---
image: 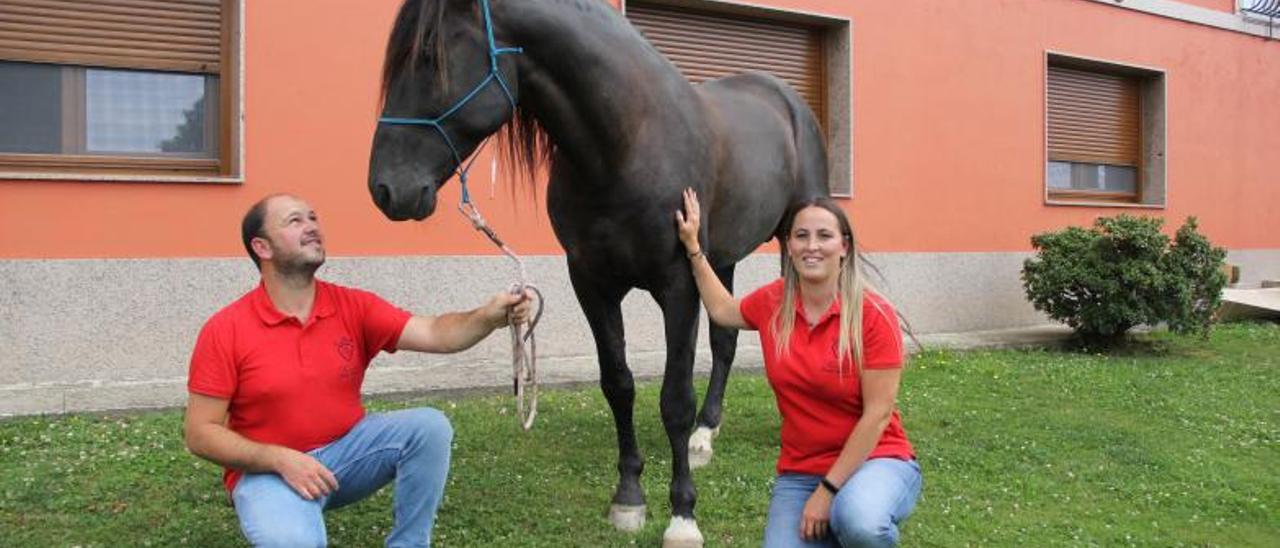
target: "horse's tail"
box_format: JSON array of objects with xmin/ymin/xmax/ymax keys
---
[{"xmin": 782, "ymin": 85, "xmax": 830, "ymax": 203}]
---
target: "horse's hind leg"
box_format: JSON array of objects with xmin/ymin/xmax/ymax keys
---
[
  {"xmin": 655, "ymin": 279, "xmax": 705, "ymax": 547},
  {"xmin": 691, "ymin": 263, "xmax": 737, "ymax": 469},
  {"xmin": 569, "ymin": 269, "xmax": 647, "ymax": 531}
]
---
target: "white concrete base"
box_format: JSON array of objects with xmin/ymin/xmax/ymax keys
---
[
  {"xmin": 688, "ymin": 425, "xmax": 720, "ymax": 469},
  {"xmin": 1219, "ymin": 288, "xmax": 1280, "ymax": 321},
  {"xmin": 3, "ymin": 249, "xmax": 1272, "ymax": 416},
  {"xmin": 662, "ymin": 516, "xmax": 704, "ymax": 548},
  {"xmin": 608, "ymin": 504, "xmax": 647, "ymax": 532}
]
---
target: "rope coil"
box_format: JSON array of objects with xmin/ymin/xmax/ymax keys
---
[{"xmin": 459, "ymin": 202, "xmax": 544, "ymax": 431}]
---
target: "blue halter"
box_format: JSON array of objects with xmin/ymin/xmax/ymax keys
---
[{"xmin": 378, "ymin": 0, "xmax": 522, "ymax": 204}]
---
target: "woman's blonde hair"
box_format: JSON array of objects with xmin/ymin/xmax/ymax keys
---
[{"xmin": 771, "ymin": 198, "xmax": 881, "ymax": 376}]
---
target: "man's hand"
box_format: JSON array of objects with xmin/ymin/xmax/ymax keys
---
[
  {"xmin": 270, "ymin": 446, "xmax": 339, "ymax": 500},
  {"xmin": 483, "ymin": 288, "xmax": 535, "ymax": 329},
  {"xmin": 800, "ymin": 486, "xmax": 833, "ymax": 541}
]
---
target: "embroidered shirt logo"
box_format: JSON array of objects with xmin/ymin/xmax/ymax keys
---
[
  {"xmin": 336, "ymin": 336, "xmax": 356, "ymax": 362},
  {"xmin": 821, "ymin": 339, "xmax": 848, "ymax": 374}
]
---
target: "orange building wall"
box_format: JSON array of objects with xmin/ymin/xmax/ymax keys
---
[{"xmin": 1, "ymin": 0, "xmax": 1276, "ymax": 258}]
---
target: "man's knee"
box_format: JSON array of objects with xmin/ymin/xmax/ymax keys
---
[
  {"xmin": 406, "ymin": 406, "xmax": 453, "ymax": 444},
  {"xmin": 243, "ymin": 520, "xmax": 327, "ymax": 548},
  {"xmin": 234, "ymin": 475, "xmax": 326, "ymax": 547}
]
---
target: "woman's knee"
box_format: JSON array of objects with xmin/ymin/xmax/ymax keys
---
[{"xmin": 829, "ymin": 497, "xmax": 897, "ymax": 548}]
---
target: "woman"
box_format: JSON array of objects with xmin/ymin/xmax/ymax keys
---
[{"xmin": 675, "ymin": 189, "xmax": 921, "ymax": 547}]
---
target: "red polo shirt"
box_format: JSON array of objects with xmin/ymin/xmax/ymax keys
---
[
  {"xmin": 188, "ymin": 280, "xmax": 412, "ymax": 492},
  {"xmin": 740, "ymin": 279, "xmax": 914, "ymax": 476}
]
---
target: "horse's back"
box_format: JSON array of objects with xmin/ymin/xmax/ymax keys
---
[{"xmin": 695, "ymin": 72, "xmax": 830, "ymax": 263}]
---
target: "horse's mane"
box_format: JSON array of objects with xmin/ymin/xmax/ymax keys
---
[{"xmin": 381, "ymin": 0, "xmax": 553, "ymax": 192}]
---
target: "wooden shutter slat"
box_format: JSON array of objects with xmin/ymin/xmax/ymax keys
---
[
  {"xmin": 0, "ymin": 7, "xmax": 219, "ymax": 34},
  {"xmin": 0, "ymin": 19, "xmax": 221, "ymax": 42},
  {"xmin": 0, "ymin": 43, "xmax": 220, "ymax": 73},
  {"xmin": 1049, "ymin": 137, "xmax": 1139, "ymax": 150},
  {"xmin": 1047, "ymin": 65, "xmax": 1139, "ymax": 167},
  {"xmin": 78, "ymin": 0, "xmax": 221, "ymax": 15},
  {"xmin": 656, "ymin": 44, "xmax": 817, "ymax": 66},
  {"xmin": 634, "ymin": 16, "xmax": 815, "ymax": 46},
  {"xmin": 662, "ymin": 54, "xmax": 817, "ymax": 78},
  {"xmin": 0, "ymin": 29, "xmax": 220, "ymax": 56},
  {"xmin": 7, "ymin": 1, "xmax": 221, "ymax": 23},
  {"xmin": 1050, "ymin": 130, "xmax": 1138, "ymax": 140},
  {"xmin": 629, "ymin": 7, "xmax": 814, "ymax": 38},
  {"xmin": 0, "ymin": 0, "xmax": 223, "ymax": 74},
  {"xmin": 628, "ymin": 2, "xmax": 825, "ymax": 126}
]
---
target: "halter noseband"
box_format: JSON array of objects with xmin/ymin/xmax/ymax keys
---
[{"xmin": 378, "ymin": 0, "xmax": 521, "ymax": 204}]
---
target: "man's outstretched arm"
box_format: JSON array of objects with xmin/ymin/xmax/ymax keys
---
[{"xmin": 395, "ymin": 290, "xmax": 533, "ymax": 353}]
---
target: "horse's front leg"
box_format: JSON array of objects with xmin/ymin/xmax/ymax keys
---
[
  {"xmin": 568, "ymin": 267, "xmax": 647, "ymax": 531},
  {"xmin": 654, "ymin": 275, "xmax": 705, "ymax": 548},
  {"xmin": 691, "ymin": 262, "xmax": 737, "ymax": 469}
]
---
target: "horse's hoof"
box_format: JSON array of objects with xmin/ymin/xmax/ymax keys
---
[
  {"xmin": 608, "ymin": 504, "xmax": 647, "ymax": 532},
  {"xmin": 688, "ymin": 425, "xmax": 719, "ymax": 469},
  {"xmin": 661, "ymin": 516, "xmax": 704, "ymax": 548}
]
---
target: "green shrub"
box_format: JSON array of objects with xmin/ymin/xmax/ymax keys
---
[{"xmin": 1021, "ymin": 214, "xmax": 1227, "ymax": 344}]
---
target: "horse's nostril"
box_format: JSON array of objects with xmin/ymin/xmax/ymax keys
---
[{"xmin": 374, "ymin": 183, "xmax": 392, "ymax": 210}]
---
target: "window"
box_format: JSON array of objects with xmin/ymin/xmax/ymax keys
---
[
  {"xmin": 1045, "ymin": 54, "xmax": 1165, "ymax": 206},
  {"xmin": 625, "ymin": 1, "xmax": 852, "ymax": 196},
  {"xmin": 0, "ymin": 0, "xmax": 238, "ymax": 179}
]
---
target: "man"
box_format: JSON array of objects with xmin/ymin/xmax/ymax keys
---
[{"xmin": 185, "ymin": 194, "xmax": 531, "ymax": 547}]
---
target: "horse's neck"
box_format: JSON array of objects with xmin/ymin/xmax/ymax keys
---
[{"xmin": 495, "ymin": 0, "xmax": 697, "ymax": 181}]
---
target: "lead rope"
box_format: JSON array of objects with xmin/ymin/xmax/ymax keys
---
[
  {"xmin": 458, "ymin": 195, "xmax": 544, "ymax": 431},
  {"xmin": 379, "ymin": 0, "xmax": 537, "ymax": 428}
]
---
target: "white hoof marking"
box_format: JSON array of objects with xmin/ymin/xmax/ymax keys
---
[
  {"xmin": 688, "ymin": 425, "xmax": 719, "ymax": 469},
  {"xmin": 661, "ymin": 516, "xmax": 704, "ymax": 548},
  {"xmin": 608, "ymin": 504, "xmax": 646, "ymax": 532}
]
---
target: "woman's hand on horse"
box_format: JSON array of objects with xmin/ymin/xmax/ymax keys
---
[{"xmin": 674, "ymin": 187, "xmax": 701, "ymax": 251}]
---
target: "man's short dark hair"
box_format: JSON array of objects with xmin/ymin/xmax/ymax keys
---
[{"xmin": 241, "ymin": 196, "xmax": 278, "ymax": 270}]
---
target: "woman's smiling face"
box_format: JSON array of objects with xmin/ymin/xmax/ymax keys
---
[{"xmin": 786, "ymin": 206, "xmax": 848, "ymax": 284}]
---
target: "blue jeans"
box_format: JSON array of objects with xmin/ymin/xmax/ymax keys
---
[
  {"xmin": 763, "ymin": 459, "xmax": 922, "ymax": 548},
  {"xmin": 231, "ymin": 407, "xmax": 453, "ymax": 548}
]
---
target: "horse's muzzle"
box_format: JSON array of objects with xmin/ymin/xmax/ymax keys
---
[{"xmin": 371, "ymin": 181, "xmax": 436, "ymax": 221}]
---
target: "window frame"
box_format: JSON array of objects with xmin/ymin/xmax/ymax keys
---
[
  {"xmin": 1043, "ymin": 51, "xmax": 1167, "ymax": 209},
  {"xmin": 0, "ymin": 0, "xmax": 242, "ymax": 183}
]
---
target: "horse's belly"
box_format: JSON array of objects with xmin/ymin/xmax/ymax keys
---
[{"xmin": 548, "ymin": 198, "xmax": 680, "ymax": 288}]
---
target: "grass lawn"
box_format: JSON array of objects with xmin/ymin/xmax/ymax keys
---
[{"xmin": 1, "ymin": 322, "xmax": 1277, "ymax": 547}]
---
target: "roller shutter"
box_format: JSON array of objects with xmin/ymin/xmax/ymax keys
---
[
  {"xmin": 0, "ymin": 0, "xmax": 225, "ymax": 74},
  {"xmin": 1047, "ymin": 65, "xmax": 1140, "ymax": 167},
  {"xmin": 627, "ymin": 1, "xmax": 825, "ymax": 125}
]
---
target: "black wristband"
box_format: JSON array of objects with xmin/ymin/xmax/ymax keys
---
[{"xmin": 820, "ymin": 478, "xmax": 840, "ymax": 495}]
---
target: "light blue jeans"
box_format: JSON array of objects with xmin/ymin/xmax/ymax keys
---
[
  {"xmin": 231, "ymin": 407, "xmax": 453, "ymax": 548},
  {"xmin": 763, "ymin": 458, "xmax": 922, "ymax": 548}
]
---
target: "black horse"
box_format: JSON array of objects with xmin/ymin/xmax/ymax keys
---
[{"xmin": 369, "ymin": 0, "xmax": 828, "ymax": 544}]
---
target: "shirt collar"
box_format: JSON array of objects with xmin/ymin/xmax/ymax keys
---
[
  {"xmin": 251, "ymin": 280, "xmax": 335, "ymax": 326},
  {"xmin": 793, "ymin": 289, "xmax": 842, "ymax": 327}
]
